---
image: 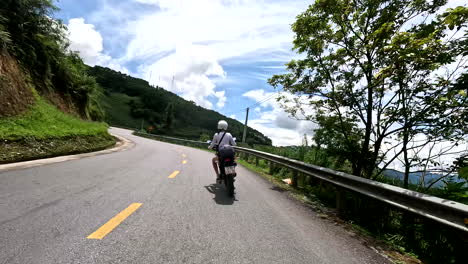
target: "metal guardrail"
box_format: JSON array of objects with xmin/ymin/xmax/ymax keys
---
[
  {"xmin": 135, "ymin": 131, "xmax": 468, "ymax": 233},
  {"xmin": 135, "ymin": 132, "xmax": 210, "ymax": 147}
]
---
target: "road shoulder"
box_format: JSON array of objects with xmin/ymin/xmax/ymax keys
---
[{"xmin": 0, "ymin": 133, "xmax": 134, "ymax": 173}]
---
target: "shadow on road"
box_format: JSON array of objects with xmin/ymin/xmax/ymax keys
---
[
  {"xmin": 204, "ymin": 184, "xmax": 236, "ymax": 205},
  {"xmin": 270, "ymin": 186, "xmax": 287, "ymax": 193}
]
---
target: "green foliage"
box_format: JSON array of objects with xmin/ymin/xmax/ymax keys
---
[
  {"xmin": 0, "ymin": 0, "xmax": 103, "ymax": 120},
  {"xmin": 441, "ymin": 6, "xmax": 468, "ymax": 30},
  {"xmin": 437, "ymin": 177, "xmax": 468, "ymax": 203},
  {"xmin": 164, "ymin": 102, "xmax": 175, "ymax": 129},
  {"xmin": 0, "ymin": 94, "xmax": 109, "ymax": 141},
  {"xmin": 199, "ymin": 133, "xmax": 211, "ymax": 142},
  {"xmin": 269, "ymin": 0, "xmax": 468, "ymax": 181},
  {"xmin": 89, "ymin": 66, "xmax": 272, "ymax": 145},
  {"xmin": 459, "ymin": 167, "xmax": 468, "ymax": 179},
  {"xmin": 0, "ymin": 15, "xmax": 11, "ymax": 48},
  {"xmin": 0, "ymin": 133, "xmax": 115, "ymax": 164},
  {"xmin": 250, "ymin": 144, "xmax": 351, "ymax": 173},
  {"xmin": 313, "ymin": 114, "xmax": 363, "ymax": 173},
  {"xmin": 101, "ymin": 92, "xmax": 144, "ymax": 128}
]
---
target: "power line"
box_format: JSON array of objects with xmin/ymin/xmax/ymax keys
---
[
  {"xmin": 224, "ymin": 88, "xmax": 283, "ymax": 117},
  {"xmin": 249, "ymin": 92, "xmax": 279, "ymax": 109}
]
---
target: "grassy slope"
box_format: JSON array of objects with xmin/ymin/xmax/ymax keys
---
[
  {"xmin": 100, "ymin": 92, "xmax": 143, "ymax": 129},
  {"xmin": 0, "ymin": 95, "xmax": 115, "ymax": 163},
  {"xmin": 0, "ymin": 96, "xmax": 109, "ymax": 140}
]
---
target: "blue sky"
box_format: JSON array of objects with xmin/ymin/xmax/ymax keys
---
[{"xmin": 53, "ymin": 0, "xmax": 315, "ymax": 145}]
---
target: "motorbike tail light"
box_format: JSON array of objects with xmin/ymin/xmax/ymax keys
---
[{"xmin": 224, "ymin": 158, "xmax": 231, "ymax": 162}]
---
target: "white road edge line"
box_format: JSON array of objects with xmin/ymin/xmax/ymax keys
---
[{"xmin": 0, "ymin": 133, "xmax": 134, "ymax": 173}]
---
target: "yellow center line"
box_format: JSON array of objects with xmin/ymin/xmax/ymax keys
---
[
  {"xmin": 182, "ymin": 160, "xmax": 187, "ymax": 164},
  {"xmin": 87, "ymin": 203, "xmax": 142, "ymax": 240},
  {"xmin": 168, "ymin": 170, "xmax": 180, "ymax": 178}
]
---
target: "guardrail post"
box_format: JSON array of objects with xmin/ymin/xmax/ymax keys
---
[
  {"xmin": 269, "ymin": 161, "xmax": 275, "ymax": 175},
  {"xmin": 255, "ymin": 156, "xmax": 259, "ymax": 166},
  {"xmin": 298, "ymin": 173, "xmax": 304, "ymax": 187},
  {"xmin": 245, "ymin": 153, "xmax": 250, "ymax": 162},
  {"xmin": 402, "ymin": 211, "xmax": 416, "ymax": 246},
  {"xmin": 336, "ymin": 187, "xmax": 346, "ymax": 218},
  {"xmin": 292, "ymin": 170, "xmax": 298, "ymax": 188}
]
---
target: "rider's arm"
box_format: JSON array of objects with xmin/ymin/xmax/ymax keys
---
[
  {"xmin": 208, "ymin": 133, "xmax": 218, "ymax": 149},
  {"xmin": 229, "ymin": 134, "xmax": 236, "ymax": 146}
]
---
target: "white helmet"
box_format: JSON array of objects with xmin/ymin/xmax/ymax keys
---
[{"xmin": 217, "ymin": 120, "xmax": 228, "ymax": 130}]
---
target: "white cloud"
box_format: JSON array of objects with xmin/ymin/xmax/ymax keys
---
[
  {"xmin": 243, "ymin": 89, "xmax": 318, "ymax": 146},
  {"xmin": 67, "ymin": 18, "xmax": 103, "ymax": 65},
  {"xmin": 123, "ymin": 0, "xmax": 305, "ymax": 62},
  {"xmin": 66, "ymin": 18, "xmax": 128, "ymax": 73},
  {"xmin": 139, "ymin": 43, "xmax": 226, "ymax": 109},
  {"xmin": 214, "ymin": 91, "xmax": 227, "ymax": 108},
  {"xmin": 83, "ymin": 0, "xmax": 308, "ymax": 108}
]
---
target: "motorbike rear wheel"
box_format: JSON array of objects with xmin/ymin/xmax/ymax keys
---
[{"xmin": 225, "ymin": 173, "xmax": 235, "ymax": 197}]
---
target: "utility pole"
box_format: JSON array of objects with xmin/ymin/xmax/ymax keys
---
[{"xmin": 242, "ymin": 107, "xmax": 249, "ymax": 143}]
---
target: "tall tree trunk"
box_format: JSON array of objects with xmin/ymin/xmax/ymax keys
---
[
  {"xmin": 358, "ymin": 71, "xmax": 374, "ymax": 178},
  {"xmin": 398, "ymin": 64, "xmax": 410, "ymax": 189},
  {"xmin": 369, "ymin": 136, "xmax": 384, "ymax": 179},
  {"xmin": 403, "ymin": 128, "xmax": 410, "ymax": 188}
]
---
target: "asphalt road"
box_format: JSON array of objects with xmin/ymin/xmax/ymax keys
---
[{"xmin": 0, "ymin": 128, "xmax": 390, "ymax": 264}]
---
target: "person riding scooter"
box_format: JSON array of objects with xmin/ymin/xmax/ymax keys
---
[{"xmin": 208, "ymin": 120, "xmax": 236, "ymax": 181}]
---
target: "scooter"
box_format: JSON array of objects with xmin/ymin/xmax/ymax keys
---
[{"xmin": 217, "ymin": 145, "xmax": 237, "ymax": 197}]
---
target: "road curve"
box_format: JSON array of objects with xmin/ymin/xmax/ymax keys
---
[{"xmin": 0, "ymin": 128, "xmax": 389, "ymax": 264}]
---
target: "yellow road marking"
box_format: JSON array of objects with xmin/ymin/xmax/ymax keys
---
[
  {"xmin": 87, "ymin": 203, "xmax": 142, "ymax": 240},
  {"xmin": 182, "ymin": 154, "xmax": 186, "ymax": 158},
  {"xmin": 168, "ymin": 170, "xmax": 180, "ymax": 178},
  {"xmin": 182, "ymin": 160, "xmax": 187, "ymax": 164}
]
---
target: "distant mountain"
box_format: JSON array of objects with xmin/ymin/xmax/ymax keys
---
[
  {"xmin": 383, "ymin": 169, "xmax": 464, "ymax": 188},
  {"xmin": 89, "ymin": 66, "xmax": 272, "ymax": 145}
]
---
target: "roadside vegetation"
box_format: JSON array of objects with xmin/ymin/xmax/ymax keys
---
[
  {"xmin": 0, "ymin": 90, "xmax": 114, "ymax": 164},
  {"xmin": 249, "ymin": 139, "xmax": 468, "ymax": 204},
  {"xmin": 269, "ymin": 0, "xmax": 468, "ymax": 187},
  {"xmin": 0, "ymin": 95, "xmax": 109, "ymax": 141},
  {"xmin": 0, "ymin": 0, "xmax": 115, "ymax": 163},
  {"xmin": 236, "ymin": 152, "xmax": 467, "ymax": 264},
  {"xmin": 257, "ymin": 1, "xmax": 468, "ymax": 262}
]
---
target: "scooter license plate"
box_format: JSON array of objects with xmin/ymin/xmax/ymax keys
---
[{"xmin": 225, "ymin": 166, "xmax": 236, "ymax": 175}]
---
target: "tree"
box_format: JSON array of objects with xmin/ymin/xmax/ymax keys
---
[
  {"xmin": 164, "ymin": 102, "xmax": 175, "ymax": 129},
  {"xmin": 0, "ymin": 15, "xmax": 11, "ymax": 49},
  {"xmin": 0, "ymin": 0, "xmax": 104, "ymax": 120},
  {"xmin": 269, "ymin": 0, "xmax": 468, "ymax": 183},
  {"xmin": 199, "ymin": 133, "xmax": 211, "ymax": 142},
  {"xmin": 313, "ymin": 113, "xmax": 363, "ymax": 173}
]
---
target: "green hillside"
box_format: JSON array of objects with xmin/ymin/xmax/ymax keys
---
[
  {"xmin": 0, "ymin": 0, "xmax": 115, "ymax": 163},
  {"xmin": 101, "ymin": 92, "xmax": 143, "ymax": 128},
  {"xmin": 89, "ymin": 66, "xmax": 272, "ymax": 145}
]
